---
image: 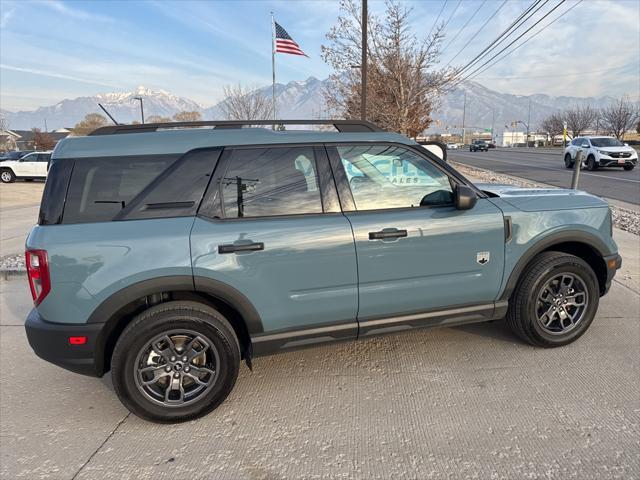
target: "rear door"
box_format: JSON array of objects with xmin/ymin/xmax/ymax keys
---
[
  {"xmin": 34, "ymin": 154, "xmax": 50, "ymax": 177},
  {"xmin": 328, "ymin": 143, "xmax": 506, "ymax": 335},
  {"xmin": 191, "ymin": 145, "xmax": 358, "ymax": 352}
]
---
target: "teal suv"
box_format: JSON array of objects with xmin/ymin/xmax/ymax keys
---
[{"xmin": 25, "ymin": 120, "xmax": 621, "ymax": 422}]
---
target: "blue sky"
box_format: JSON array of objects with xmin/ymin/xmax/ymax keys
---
[{"xmin": 1, "ymin": 0, "xmax": 639, "ymax": 111}]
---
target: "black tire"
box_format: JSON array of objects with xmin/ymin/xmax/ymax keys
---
[
  {"xmin": 586, "ymin": 155, "xmax": 598, "ymax": 171},
  {"xmin": 505, "ymin": 251, "xmax": 599, "ymax": 348},
  {"xmin": 112, "ymin": 301, "xmax": 240, "ymax": 423},
  {"xmin": 623, "ymin": 164, "xmax": 635, "ymax": 171},
  {"xmin": 564, "ymin": 153, "xmax": 574, "ymax": 169},
  {"xmin": 0, "ymin": 169, "xmax": 16, "ymax": 183},
  {"xmin": 24, "ymin": 178, "xmax": 34, "ymax": 182}
]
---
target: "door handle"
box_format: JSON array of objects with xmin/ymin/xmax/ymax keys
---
[
  {"xmin": 218, "ymin": 242, "xmax": 264, "ymax": 254},
  {"xmin": 368, "ymin": 229, "xmax": 408, "ymax": 240}
]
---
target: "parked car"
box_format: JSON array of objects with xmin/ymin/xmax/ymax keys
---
[
  {"xmin": 25, "ymin": 120, "xmax": 621, "ymax": 422},
  {"xmin": 0, "ymin": 150, "xmax": 32, "ymax": 161},
  {"xmin": 470, "ymin": 140, "xmax": 489, "ymax": 152},
  {"xmin": 0, "ymin": 151, "xmax": 52, "ymax": 183},
  {"xmin": 564, "ymin": 136, "xmax": 637, "ymax": 171},
  {"xmin": 446, "ymin": 142, "xmax": 458, "ymax": 150}
]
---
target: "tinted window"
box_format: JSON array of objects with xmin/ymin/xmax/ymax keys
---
[
  {"xmin": 571, "ymin": 138, "xmax": 581, "ymax": 146},
  {"xmin": 37, "ymin": 154, "xmax": 51, "ymax": 162},
  {"xmin": 338, "ymin": 145, "xmax": 454, "ymax": 210},
  {"xmin": 590, "ymin": 137, "xmax": 624, "ymax": 147},
  {"xmin": 63, "ymin": 154, "xmax": 180, "ymax": 224},
  {"xmin": 220, "ymin": 147, "xmax": 323, "ymax": 218}
]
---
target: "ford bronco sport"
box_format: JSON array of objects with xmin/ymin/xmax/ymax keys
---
[{"xmin": 25, "ymin": 120, "xmax": 621, "ymax": 422}]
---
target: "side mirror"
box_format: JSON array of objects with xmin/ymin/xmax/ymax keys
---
[
  {"xmin": 624, "ymin": 143, "xmax": 629, "ymax": 147},
  {"xmin": 418, "ymin": 141, "xmax": 447, "ymax": 162},
  {"xmin": 455, "ymin": 185, "xmax": 477, "ymax": 210},
  {"xmin": 581, "ymin": 143, "xmax": 589, "ymax": 148}
]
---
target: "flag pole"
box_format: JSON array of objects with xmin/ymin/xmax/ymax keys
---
[{"xmin": 271, "ymin": 12, "xmax": 276, "ymax": 125}]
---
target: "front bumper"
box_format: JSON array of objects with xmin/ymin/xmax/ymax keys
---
[
  {"xmin": 25, "ymin": 309, "xmax": 104, "ymax": 377},
  {"xmin": 598, "ymin": 157, "xmax": 637, "ymax": 167},
  {"xmin": 602, "ymin": 253, "xmax": 622, "ymax": 295}
]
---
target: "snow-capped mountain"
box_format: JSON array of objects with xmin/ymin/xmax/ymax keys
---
[
  {"xmin": 432, "ymin": 82, "xmax": 616, "ymax": 134},
  {"xmin": 2, "ymin": 79, "xmax": 619, "ymax": 132},
  {"xmin": 3, "ymin": 86, "xmax": 204, "ymax": 130}
]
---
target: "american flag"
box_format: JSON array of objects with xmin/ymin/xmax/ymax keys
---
[{"xmin": 274, "ymin": 21, "xmax": 308, "ymax": 57}]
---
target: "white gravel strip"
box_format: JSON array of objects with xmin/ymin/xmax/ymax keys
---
[{"xmin": 452, "ymin": 161, "xmax": 640, "ymax": 236}]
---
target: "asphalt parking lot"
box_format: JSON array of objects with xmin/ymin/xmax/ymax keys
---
[
  {"xmin": 0, "ymin": 182, "xmax": 639, "ymax": 479},
  {"xmin": 449, "ymin": 149, "xmax": 640, "ymax": 206}
]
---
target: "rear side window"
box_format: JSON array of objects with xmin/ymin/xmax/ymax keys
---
[
  {"xmin": 62, "ymin": 151, "xmax": 218, "ymax": 224},
  {"xmin": 219, "ymin": 147, "xmax": 323, "ymax": 218}
]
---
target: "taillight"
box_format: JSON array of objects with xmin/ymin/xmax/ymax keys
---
[{"xmin": 25, "ymin": 249, "xmax": 51, "ymax": 306}]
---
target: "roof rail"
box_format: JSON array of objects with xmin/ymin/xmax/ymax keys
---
[{"xmin": 88, "ymin": 120, "xmax": 384, "ymax": 136}]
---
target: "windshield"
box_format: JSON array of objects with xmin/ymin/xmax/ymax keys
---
[
  {"xmin": 590, "ymin": 137, "xmax": 624, "ymax": 147},
  {"xmin": 1, "ymin": 151, "xmax": 27, "ymax": 160}
]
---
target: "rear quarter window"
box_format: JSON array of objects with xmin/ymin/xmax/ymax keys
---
[{"xmin": 61, "ymin": 150, "xmax": 219, "ymax": 224}]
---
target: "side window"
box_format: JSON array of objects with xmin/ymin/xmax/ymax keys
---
[
  {"xmin": 220, "ymin": 147, "xmax": 323, "ymax": 218},
  {"xmin": 63, "ymin": 154, "xmax": 181, "ymax": 224},
  {"xmin": 337, "ymin": 145, "xmax": 454, "ymax": 211}
]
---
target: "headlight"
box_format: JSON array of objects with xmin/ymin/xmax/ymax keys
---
[{"xmin": 598, "ymin": 150, "xmax": 610, "ymax": 156}]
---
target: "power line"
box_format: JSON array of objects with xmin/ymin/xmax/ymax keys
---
[
  {"xmin": 441, "ymin": 0, "xmax": 463, "ymax": 32},
  {"xmin": 426, "ymin": 0, "xmax": 448, "ymax": 40},
  {"xmin": 445, "ymin": 0, "xmax": 507, "ymax": 67},
  {"xmin": 468, "ymin": 0, "xmax": 584, "ymax": 81},
  {"xmin": 455, "ymin": 0, "xmax": 546, "ymax": 78},
  {"xmin": 476, "ymin": 62, "xmax": 634, "ymax": 80},
  {"xmin": 441, "ymin": 0, "xmax": 487, "ymax": 56},
  {"xmin": 451, "ymin": 0, "xmax": 568, "ymax": 89}
]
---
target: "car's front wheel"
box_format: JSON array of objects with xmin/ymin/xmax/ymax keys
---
[
  {"xmin": 586, "ymin": 155, "xmax": 598, "ymax": 171},
  {"xmin": 564, "ymin": 153, "xmax": 574, "ymax": 169},
  {"xmin": 623, "ymin": 164, "xmax": 635, "ymax": 171},
  {"xmin": 0, "ymin": 169, "xmax": 16, "ymax": 183},
  {"xmin": 112, "ymin": 301, "xmax": 240, "ymax": 423},
  {"xmin": 506, "ymin": 251, "xmax": 599, "ymax": 348}
]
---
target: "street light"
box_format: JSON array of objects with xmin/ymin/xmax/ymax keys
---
[
  {"xmin": 516, "ymin": 120, "xmax": 530, "ymax": 148},
  {"xmin": 132, "ymin": 96, "xmax": 145, "ymax": 124}
]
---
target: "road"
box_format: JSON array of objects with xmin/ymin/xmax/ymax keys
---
[{"xmin": 449, "ymin": 149, "xmax": 640, "ymax": 206}]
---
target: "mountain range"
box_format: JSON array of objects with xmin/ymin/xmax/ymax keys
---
[{"xmin": 1, "ymin": 78, "xmax": 616, "ymax": 133}]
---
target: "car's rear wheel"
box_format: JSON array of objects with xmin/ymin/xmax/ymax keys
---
[
  {"xmin": 623, "ymin": 164, "xmax": 635, "ymax": 171},
  {"xmin": 564, "ymin": 154, "xmax": 574, "ymax": 169},
  {"xmin": 112, "ymin": 301, "xmax": 240, "ymax": 423},
  {"xmin": 506, "ymin": 251, "xmax": 599, "ymax": 348},
  {"xmin": 586, "ymin": 155, "xmax": 598, "ymax": 171},
  {"xmin": 0, "ymin": 169, "xmax": 16, "ymax": 183}
]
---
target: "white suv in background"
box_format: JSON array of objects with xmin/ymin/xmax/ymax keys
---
[
  {"xmin": 0, "ymin": 151, "xmax": 52, "ymax": 183},
  {"xmin": 564, "ymin": 136, "xmax": 637, "ymax": 171}
]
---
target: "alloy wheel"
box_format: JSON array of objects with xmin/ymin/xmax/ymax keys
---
[
  {"xmin": 134, "ymin": 329, "xmax": 220, "ymax": 407},
  {"xmin": 535, "ymin": 273, "xmax": 589, "ymax": 335}
]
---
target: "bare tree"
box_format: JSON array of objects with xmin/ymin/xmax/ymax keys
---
[
  {"xmin": 540, "ymin": 113, "xmax": 565, "ymax": 142},
  {"xmin": 173, "ymin": 111, "xmax": 202, "ymax": 122},
  {"xmin": 0, "ymin": 115, "xmax": 17, "ymax": 151},
  {"xmin": 564, "ymin": 105, "xmax": 597, "ymax": 138},
  {"xmin": 220, "ymin": 84, "xmax": 273, "ymax": 120},
  {"xmin": 599, "ymin": 96, "xmax": 639, "ymax": 140},
  {"xmin": 321, "ymin": 0, "xmax": 456, "ymax": 137},
  {"xmin": 32, "ymin": 128, "xmax": 57, "ymax": 150},
  {"xmin": 72, "ymin": 113, "xmax": 108, "ymax": 136},
  {"xmin": 146, "ymin": 115, "xmax": 172, "ymax": 123}
]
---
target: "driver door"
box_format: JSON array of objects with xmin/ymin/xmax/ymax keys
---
[{"xmin": 327, "ymin": 144, "xmax": 505, "ymax": 333}]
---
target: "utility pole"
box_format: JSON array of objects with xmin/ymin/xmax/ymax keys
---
[
  {"xmin": 44, "ymin": 119, "xmax": 48, "ymax": 133},
  {"xmin": 526, "ymin": 97, "xmax": 531, "ymax": 148},
  {"xmin": 360, "ymin": 0, "xmax": 368, "ymax": 121},
  {"xmin": 491, "ymin": 109, "xmax": 495, "ymax": 142},
  {"xmin": 133, "ymin": 96, "xmax": 145, "ymax": 124},
  {"xmin": 461, "ymin": 90, "xmax": 467, "ymax": 145}
]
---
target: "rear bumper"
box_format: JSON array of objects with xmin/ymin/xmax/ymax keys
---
[
  {"xmin": 25, "ymin": 309, "xmax": 104, "ymax": 377},
  {"xmin": 602, "ymin": 253, "xmax": 622, "ymax": 294}
]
